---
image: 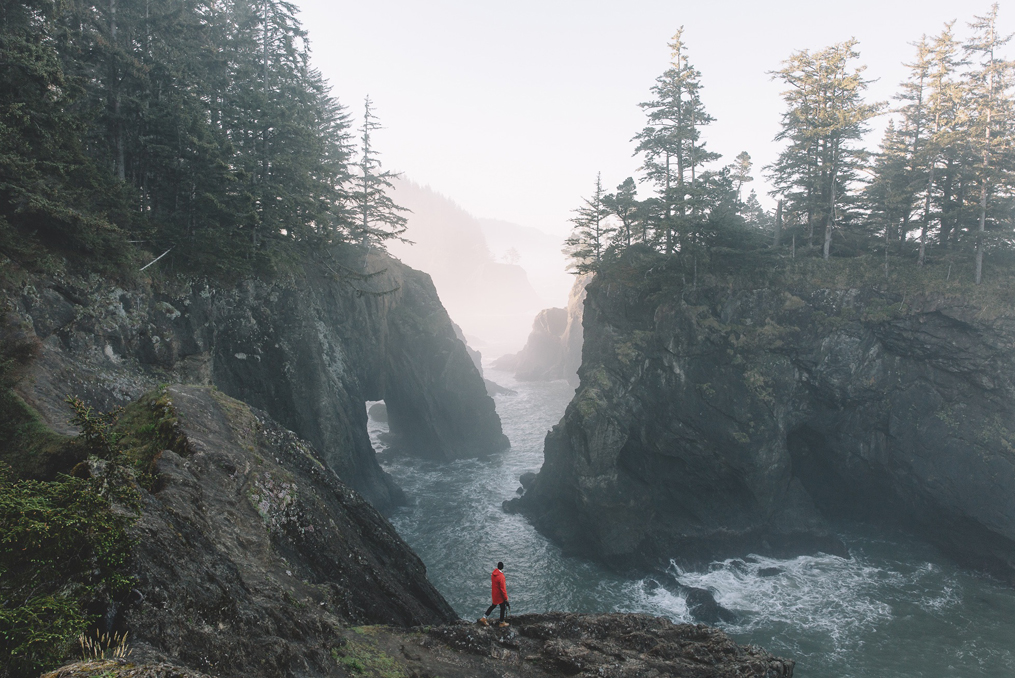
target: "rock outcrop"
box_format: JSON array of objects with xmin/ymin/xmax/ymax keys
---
[
  {"xmin": 494, "ymin": 274, "xmax": 589, "ymax": 385},
  {"xmin": 513, "ymin": 247, "xmax": 1015, "ymax": 581},
  {"xmin": 115, "ymin": 385, "xmax": 457, "ymax": 676},
  {"xmin": 7, "ymin": 249, "xmax": 507, "ymax": 511},
  {"xmin": 50, "ymin": 612, "xmax": 794, "ymax": 678}
]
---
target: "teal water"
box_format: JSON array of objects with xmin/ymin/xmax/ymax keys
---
[{"xmin": 373, "ymin": 367, "xmax": 1015, "ymax": 678}]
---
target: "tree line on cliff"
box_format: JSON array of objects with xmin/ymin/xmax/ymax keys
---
[
  {"xmin": 566, "ymin": 5, "xmax": 1014, "ymax": 285},
  {"xmin": 0, "ymin": 0, "xmax": 407, "ymax": 279}
]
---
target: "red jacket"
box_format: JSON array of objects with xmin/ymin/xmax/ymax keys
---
[{"xmin": 491, "ymin": 568, "xmax": 508, "ymax": 605}]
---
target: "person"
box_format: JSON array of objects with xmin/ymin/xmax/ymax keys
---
[{"xmin": 479, "ymin": 561, "xmax": 510, "ymax": 627}]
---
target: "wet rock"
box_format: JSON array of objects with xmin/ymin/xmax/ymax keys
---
[
  {"xmin": 758, "ymin": 567, "xmax": 783, "ymax": 577},
  {"xmin": 519, "ymin": 471, "xmax": 537, "ymax": 489},
  {"xmin": 684, "ymin": 587, "xmax": 738, "ymax": 625}
]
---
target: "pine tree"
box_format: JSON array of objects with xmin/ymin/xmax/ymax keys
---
[
  {"xmin": 633, "ymin": 28, "xmax": 720, "ymax": 254},
  {"xmin": 964, "ymin": 3, "xmax": 1014, "ymax": 283},
  {"xmin": 563, "ymin": 173, "xmax": 615, "ymax": 273},
  {"xmin": 742, "ymin": 190, "xmax": 770, "ymax": 230},
  {"xmin": 350, "ymin": 96, "xmax": 408, "ymax": 248},
  {"xmin": 602, "ymin": 177, "xmax": 639, "ymax": 247},
  {"xmin": 767, "ymin": 39, "xmax": 884, "ymax": 259},
  {"xmin": 730, "ymin": 151, "xmax": 754, "ymax": 204},
  {"xmin": 866, "ymin": 121, "xmax": 915, "ymax": 260}
]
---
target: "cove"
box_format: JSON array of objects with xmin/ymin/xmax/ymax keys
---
[{"xmin": 376, "ymin": 367, "xmax": 1015, "ymax": 678}]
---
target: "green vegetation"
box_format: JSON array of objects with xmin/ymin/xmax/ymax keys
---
[
  {"xmin": 566, "ymin": 7, "xmax": 1015, "ymax": 288},
  {"xmin": 0, "ymin": 0, "xmax": 406, "ymax": 281},
  {"xmin": 0, "ymin": 467, "xmax": 135, "ymax": 678},
  {"xmin": 0, "ymin": 319, "xmax": 181, "ymax": 677},
  {"xmin": 332, "ymin": 639, "xmax": 407, "ymax": 678}
]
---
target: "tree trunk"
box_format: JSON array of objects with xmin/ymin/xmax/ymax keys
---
[
  {"xmin": 773, "ymin": 199, "xmax": 783, "ymax": 248},
  {"xmin": 919, "ymin": 162, "xmax": 936, "ymax": 266},
  {"xmin": 976, "ymin": 183, "xmax": 986, "ymax": 285}
]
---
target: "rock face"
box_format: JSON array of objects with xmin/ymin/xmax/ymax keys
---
[
  {"xmin": 514, "ymin": 247, "xmax": 1015, "ymax": 580},
  {"xmin": 7, "ymin": 250, "xmax": 507, "ymax": 511},
  {"xmin": 494, "ymin": 274, "xmax": 589, "ymax": 386},
  {"xmin": 118, "ymin": 385, "xmax": 456, "ymax": 677}
]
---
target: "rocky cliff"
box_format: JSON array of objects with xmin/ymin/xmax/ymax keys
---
[
  {"xmin": 494, "ymin": 274, "xmax": 589, "ymax": 386},
  {"xmin": 6, "ymin": 249, "xmax": 507, "ymax": 511},
  {"xmin": 513, "ymin": 247, "xmax": 1015, "ymax": 581},
  {"xmin": 109, "ymin": 385, "xmax": 456, "ymax": 676}
]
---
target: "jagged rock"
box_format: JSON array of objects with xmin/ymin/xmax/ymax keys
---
[
  {"xmin": 519, "ymin": 471, "xmax": 537, "ymax": 489},
  {"xmin": 684, "ymin": 587, "xmax": 738, "ymax": 625},
  {"xmin": 516, "ymin": 247, "xmax": 1015, "ymax": 581},
  {"xmin": 7, "ymin": 249, "xmax": 508, "ymax": 511},
  {"xmin": 117, "ymin": 386, "xmax": 456, "ymax": 677}
]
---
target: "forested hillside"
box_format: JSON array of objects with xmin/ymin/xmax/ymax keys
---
[
  {"xmin": 565, "ymin": 7, "xmax": 1015, "ymax": 286},
  {"xmin": 0, "ymin": 0, "xmax": 402, "ymax": 279}
]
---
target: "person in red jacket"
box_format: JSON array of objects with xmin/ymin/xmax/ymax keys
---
[{"xmin": 479, "ymin": 562, "xmax": 510, "ymax": 627}]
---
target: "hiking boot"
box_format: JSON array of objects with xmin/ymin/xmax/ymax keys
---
[
  {"xmin": 478, "ymin": 617, "xmax": 488, "ymax": 626},
  {"xmin": 498, "ymin": 621, "xmax": 510, "ymax": 627}
]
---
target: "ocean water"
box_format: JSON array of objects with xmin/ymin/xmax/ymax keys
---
[{"xmin": 373, "ymin": 367, "xmax": 1015, "ymax": 678}]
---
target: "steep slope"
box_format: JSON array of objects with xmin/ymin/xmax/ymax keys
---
[
  {"xmin": 8, "ymin": 249, "xmax": 507, "ymax": 512},
  {"xmin": 513, "ymin": 247, "xmax": 1015, "ymax": 580},
  {"xmin": 114, "ymin": 385, "xmax": 456, "ymax": 676}
]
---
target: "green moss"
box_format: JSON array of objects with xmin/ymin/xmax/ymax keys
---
[
  {"xmin": 332, "ymin": 638, "xmax": 407, "ymax": 678},
  {"xmin": 112, "ymin": 388, "xmax": 189, "ymax": 488}
]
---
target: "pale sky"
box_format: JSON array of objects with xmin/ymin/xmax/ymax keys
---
[{"xmin": 296, "ymin": 0, "xmax": 1012, "ymax": 237}]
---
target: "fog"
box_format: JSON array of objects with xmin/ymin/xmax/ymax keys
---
[{"xmin": 386, "ymin": 179, "xmax": 573, "ymax": 357}]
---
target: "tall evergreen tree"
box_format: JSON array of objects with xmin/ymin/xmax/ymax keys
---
[
  {"xmin": 964, "ymin": 3, "xmax": 1014, "ymax": 283},
  {"xmin": 633, "ymin": 28, "xmax": 719, "ymax": 253},
  {"xmin": 768, "ymin": 39, "xmax": 884, "ymax": 259},
  {"xmin": 350, "ymin": 96, "xmax": 408, "ymax": 248},
  {"xmin": 563, "ymin": 173, "xmax": 614, "ymax": 273},
  {"xmin": 730, "ymin": 151, "xmax": 754, "ymax": 203}
]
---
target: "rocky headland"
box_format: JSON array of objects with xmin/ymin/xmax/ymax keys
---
[
  {"xmin": 511, "ymin": 246, "xmax": 1015, "ymax": 581},
  {"xmin": 5, "ymin": 249, "xmax": 507, "ymax": 511}
]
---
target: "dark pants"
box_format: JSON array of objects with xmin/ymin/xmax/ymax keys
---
[{"xmin": 485, "ymin": 602, "xmax": 507, "ymax": 621}]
